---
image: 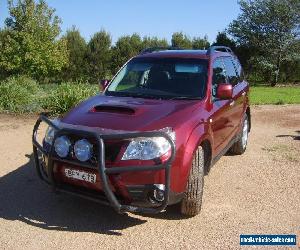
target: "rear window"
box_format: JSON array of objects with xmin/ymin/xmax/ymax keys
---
[{"xmin": 175, "ymin": 64, "xmax": 205, "ymax": 73}]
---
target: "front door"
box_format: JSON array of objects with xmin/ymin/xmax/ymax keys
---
[
  {"xmin": 223, "ymin": 56, "xmax": 245, "ymax": 135},
  {"xmin": 210, "ymin": 58, "xmax": 235, "ymax": 155}
]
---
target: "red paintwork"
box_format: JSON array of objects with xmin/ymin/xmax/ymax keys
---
[{"xmin": 56, "ymin": 50, "xmax": 250, "ymax": 195}]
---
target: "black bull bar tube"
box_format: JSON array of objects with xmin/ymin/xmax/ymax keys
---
[{"xmin": 32, "ymin": 114, "xmax": 176, "ymax": 214}]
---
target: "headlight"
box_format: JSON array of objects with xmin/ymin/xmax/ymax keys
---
[
  {"xmin": 74, "ymin": 139, "xmax": 93, "ymax": 162},
  {"xmin": 54, "ymin": 136, "xmax": 71, "ymax": 158},
  {"xmin": 44, "ymin": 126, "xmax": 55, "ymax": 145},
  {"xmin": 122, "ymin": 128, "xmax": 175, "ymax": 160},
  {"xmin": 44, "ymin": 119, "xmax": 60, "ymax": 145}
]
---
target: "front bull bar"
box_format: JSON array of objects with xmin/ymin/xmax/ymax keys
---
[{"xmin": 32, "ymin": 114, "xmax": 176, "ymax": 214}]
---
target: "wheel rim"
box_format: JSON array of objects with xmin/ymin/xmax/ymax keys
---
[{"xmin": 242, "ymin": 118, "xmax": 248, "ymax": 149}]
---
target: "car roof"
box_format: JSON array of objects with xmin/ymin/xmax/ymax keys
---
[{"xmin": 135, "ymin": 49, "xmax": 232, "ymax": 60}]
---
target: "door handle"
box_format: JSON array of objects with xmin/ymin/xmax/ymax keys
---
[{"xmin": 229, "ymin": 100, "xmax": 235, "ymax": 106}]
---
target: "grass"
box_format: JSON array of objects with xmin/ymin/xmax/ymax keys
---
[
  {"xmin": 262, "ymin": 144, "xmax": 299, "ymax": 163},
  {"xmin": 250, "ymin": 86, "xmax": 300, "ymax": 105},
  {"xmin": 261, "ymin": 144, "xmax": 292, "ymax": 152}
]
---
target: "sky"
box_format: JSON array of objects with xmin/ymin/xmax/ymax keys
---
[{"xmin": 0, "ymin": 0, "xmax": 241, "ymax": 44}]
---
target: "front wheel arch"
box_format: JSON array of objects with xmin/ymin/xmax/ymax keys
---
[
  {"xmin": 201, "ymin": 139, "xmax": 212, "ymax": 175},
  {"xmin": 246, "ymin": 107, "xmax": 251, "ymax": 132},
  {"xmin": 182, "ymin": 133, "xmax": 212, "ymax": 182}
]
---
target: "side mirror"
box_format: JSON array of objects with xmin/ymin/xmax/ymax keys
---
[
  {"xmin": 99, "ymin": 79, "xmax": 110, "ymax": 92},
  {"xmin": 216, "ymin": 84, "xmax": 233, "ymax": 100}
]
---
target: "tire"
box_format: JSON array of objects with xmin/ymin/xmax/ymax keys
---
[
  {"xmin": 180, "ymin": 146, "xmax": 205, "ymax": 217},
  {"xmin": 230, "ymin": 114, "xmax": 249, "ymax": 155}
]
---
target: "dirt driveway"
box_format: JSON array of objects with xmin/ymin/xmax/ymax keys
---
[{"xmin": 0, "ymin": 105, "xmax": 299, "ymax": 249}]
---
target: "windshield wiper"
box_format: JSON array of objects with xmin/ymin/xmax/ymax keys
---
[{"xmin": 131, "ymin": 93, "xmax": 163, "ymax": 99}]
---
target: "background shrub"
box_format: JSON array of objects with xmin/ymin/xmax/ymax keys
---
[
  {"xmin": 0, "ymin": 76, "xmax": 41, "ymax": 113},
  {"xmin": 43, "ymin": 82, "xmax": 98, "ymax": 115}
]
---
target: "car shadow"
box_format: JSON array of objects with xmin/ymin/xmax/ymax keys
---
[
  {"xmin": 276, "ymin": 130, "xmax": 300, "ymax": 140},
  {"xmin": 137, "ymin": 204, "xmax": 191, "ymax": 220},
  {"xmin": 0, "ymin": 154, "xmax": 147, "ymax": 236}
]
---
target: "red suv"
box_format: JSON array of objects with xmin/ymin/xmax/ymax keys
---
[{"xmin": 33, "ymin": 46, "xmax": 250, "ymax": 216}]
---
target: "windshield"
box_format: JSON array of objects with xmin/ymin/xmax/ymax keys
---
[{"xmin": 106, "ymin": 57, "xmax": 208, "ymax": 100}]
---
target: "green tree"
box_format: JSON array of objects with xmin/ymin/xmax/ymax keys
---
[
  {"xmin": 280, "ymin": 39, "xmax": 300, "ymax": 82},
  {"xmin": 111, "ymin": 33, "xmax": 143, "ymax": 73},
  {"xmin": 61, "ymin": 26, "xmax": 88, "ymax": 82},
  {"xmin": 212, "ymin": 31, "xmax": 236, "ymax": 50},
  {"xmin": 192, "ymin": 35, "xmax": 210, "ymax": 49},
  {"xmin": 87, "ymin": 30, "xmax": 112, "ymax": 83},
  {"xmin": 228, "ymin": 0, "xmax": 300, "ymax": 85},
  {"xmin": 212, "ymin": 32, "xmax": 255, "ymax": 76},
  {"xmin": 171, "ymin": 32, "xmax": 192, "ymax": 48},
  {"xmin": 0, "ymin": 28, "xmax": 13, "ymax": 79},
  {"xmin": 0, "ymin": 0, "xmax": 68, "ymax": 80},
  {"xmin": 142, "ymin": 36, "xmax": 169, "ymax": 48}
]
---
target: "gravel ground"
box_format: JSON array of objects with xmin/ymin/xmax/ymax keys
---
[{"xmin": 0, "ymin": 105, "xmax": 299, "ymax": 250}]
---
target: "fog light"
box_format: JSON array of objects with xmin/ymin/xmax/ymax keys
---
[
  {"xmin": 153, "ymin": 189, "xmax": 165, "ymax": 202},
  {"xmin": 74, "ymin": 139, "xmax": 93, "ymax": 162},
  {"xmin": 152, "ymin": 184, "xmax": 165, "ymax": 202},
  {"xmin": 54, "ymin": 136, "xmax": 71, "ymax": 158}
]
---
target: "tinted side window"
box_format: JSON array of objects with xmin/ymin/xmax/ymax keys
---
[
  {"xmin": 223, "ymin": 57, "xmax": 238, "ymax": 86},
  {"xmin": 232, "ymin": 57, "xmax": 244, "ymax": 82},
  {"xmin": 212, "ymin": 58, "xmax": 226, "ymax": 97}
]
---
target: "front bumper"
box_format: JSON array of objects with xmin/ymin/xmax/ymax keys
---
[{"xmin": 32, "ymin": 114, "xmax": 176, "ymax": 214}]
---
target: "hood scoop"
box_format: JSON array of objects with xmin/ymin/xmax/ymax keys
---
[{"xmin": 91, "ymin": 105, "xmax": 135, "ymax": 115}]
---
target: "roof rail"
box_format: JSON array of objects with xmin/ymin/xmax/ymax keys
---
[
  {"xmin": 206, "ymin": 46, "xmax": 233, "ymax": 55},
  {"xmin": 139, "ymin": 46, "xmax": 183, "ymax": 55}
]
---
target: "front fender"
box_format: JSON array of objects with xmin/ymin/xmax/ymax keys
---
[{"xmin": 173, "ymin": 122, "xmax": 212, "ymax": 193}]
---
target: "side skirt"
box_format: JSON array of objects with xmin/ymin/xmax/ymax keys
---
[{"xmin": 210, "ymin": 133, "xmax": 240, "ymax": 169}]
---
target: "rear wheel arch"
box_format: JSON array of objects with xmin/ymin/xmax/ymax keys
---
[{"xmin": 229, "ymin": 113, "xmax": 249, "ymax": 155}]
